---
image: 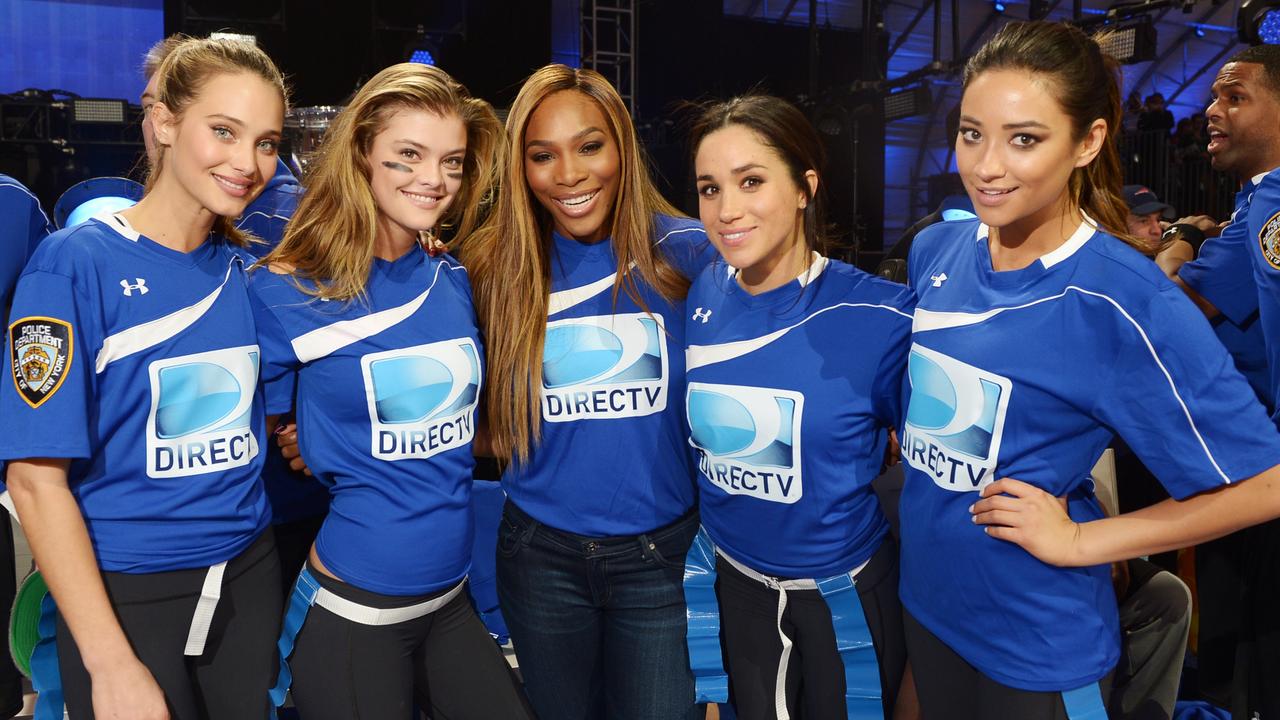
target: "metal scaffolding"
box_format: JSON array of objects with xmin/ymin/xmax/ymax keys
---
[{"xmin": 582, "ymin": 0, "xmax": 637, "ymax": 112}]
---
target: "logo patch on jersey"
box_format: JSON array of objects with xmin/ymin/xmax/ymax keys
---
[
  {"xmin": 687, "ymin": 382, "xmax": 804, "ymax": 504},
  {"xmin": 362, "ymin": 338, "xmax": 481, "ymax": 460},
  {"xmin": 541, "ymin": 312, "xmax": 668, "ymax": 422},
  {"xmin": 1259, "ymin": 211, "xmax": 1280, "ymax": 270},
  {"xmin": 146, "ymin": 345, "xmax": 260, "ymax": 478},
  {"xmin": 901, "ymin": 344, "xmax": 1011, "ymax": 492},
  {"xmin": 9, "ymin": 318, "xmax": 73, "ymax": 409}
]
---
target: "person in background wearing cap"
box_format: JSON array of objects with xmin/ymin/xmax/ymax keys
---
[{"xmin": 1123, "ymin": 185, "xmax": 1173, "ymax": 246}]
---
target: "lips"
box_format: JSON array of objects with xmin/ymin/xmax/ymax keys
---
[
  {"xmin": 973, "ymin": 186, "xmax": 1016, "ymax": 207},
  {"xmin": 1207, "ymin": 128, "xmax": 1228, "ymax": 153},
  {"xmin": 717, "ymin": 227, "xmax": 753, "ymax": 248},
  {"xmin": 552, "ymin": 189, "xmax": 600, "ymax": 218},
  {"xmin": 401, "ymin": 189, "xmax": 444, "ymax": 209},
  {"xmin": 212, "ymin": 173, "xmax": 252, "ymax": 198}
]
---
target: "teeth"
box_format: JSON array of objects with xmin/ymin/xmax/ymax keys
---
[
  {"xmin": 981, "ymin": 189, "xmax": 1012, "ymax": 195},
  {"xmin": 214, "ymin": 175, "xmax": 248, "ymax": 191},
  {"xmin": 721, "ymin": 230, "xmax": 748, "ymax": 241},
  {"xmin": 558, "ymin": 191, "xmax": 597, "ymax": 207}
]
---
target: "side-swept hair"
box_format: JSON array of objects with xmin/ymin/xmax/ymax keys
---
[
  {"xmin": 264, "ymin": 63, "xmax": 504, "ymax": 302},
  {"xmin": 965, "ymin": 21, "xmax": 1149, "ymax": 252},
  {"xmin": 461, "ymin": 64, "xmax": 689, "ymax": 463},
  {"xmin": 146, "ymin": 36, "xmax": 288, "ymax": 247}
]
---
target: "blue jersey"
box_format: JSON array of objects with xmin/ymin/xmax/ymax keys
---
[
  {"xmin": 685, "ymin": 255, "xmax": 913, "ymax": 578},
  {"xmin": 233, "ymin": 158, "xmax": 325, "ymax": 525},
  {"xmin": 0, "ymin": 215, "xmax": 270, "ymax": 572},
  {"xmin": 901, "ymin": 218, "xmax": 1280, "ymax": 691},
  {"xmin": 0, "ymin": 175, "xmax": 53, "ymax": 312},
  {"xmin": 237, "ymin": 159, "xmax": 301, "ymax": 253},
  {"xmin": 250, "ymin": 246, "xmax": 482, "ymax": 596},
  {"xmin": 502, "ymin": 214, "xmax": 715, "ymax": 536},
  {"xmin": 1179, "ymin": 176, "xmax": 1271, "ymax": 410}
]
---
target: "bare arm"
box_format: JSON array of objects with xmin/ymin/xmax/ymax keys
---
[
  {"xmin": 7, "ymin": 459, "xmax": 169, "ymax": 719},
  {"xmin": 971, "ymin": 465, "xmax": 1280, "ymax": 567}
]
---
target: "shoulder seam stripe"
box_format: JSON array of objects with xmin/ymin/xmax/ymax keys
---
[
  {"xmin": 915, "ymin": 285, "xmax": 1231, "ymax": 484},
  {"xmin": 0, "ymin": 182, "xmax": 52, "ymax": 228}
]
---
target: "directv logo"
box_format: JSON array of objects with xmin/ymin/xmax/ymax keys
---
[
  {"xmin": 146, "ymin": 345, "xmax": 260, "ymax": 478},
  {"xmin": 541, "ymin": 312, "xmax": 669, "ymax": 422},
  {"xmin": 361, "ymin": 338, "xmax": 481, "ymax": 461},
  {"xmin": 900, "ymin": 344, "xmax": 1011, "ymax": 492},
  {"xmin": 686, "ymin": 382, "xmax": 804, "ymax": 504}
]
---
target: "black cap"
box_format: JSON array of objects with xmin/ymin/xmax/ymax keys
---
[{"xmin": 1123, "ymin": 185, "xmax": 1172, "ymax": 216}]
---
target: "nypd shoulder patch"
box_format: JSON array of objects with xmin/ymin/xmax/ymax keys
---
[
  {"xmin": 9, "ymin": 317, "xmax": 73, "ymax": 409},
  {"xmin": 1259, "ymin": 211, "xmax": 1280, "ymax": 270}
]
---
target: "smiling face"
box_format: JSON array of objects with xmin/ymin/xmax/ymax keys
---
[
  {"xmin": 523, "ymin": 90, "xmax": 621, "ymax": 244},
  {"xmin": 695, "ymin": 124, "xmax": 815, "ymax": 294},
  {"xmin": 956, "ymin": 69, "xmax": 1104, "ymax": 244},
  {"xmin": 364, "ymin": 107, "xmax": 467, "ymax": 249},
  {"xmin": 150, "ymin": 70, "xmax": 285, "ymax": 221},
  {"xmin": 1205, "ymin": 62, "xmax": 1280, "ymax": 179}
]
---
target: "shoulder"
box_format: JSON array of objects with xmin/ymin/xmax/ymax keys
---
[
  {"xmin": 688, "ymin": 256, "xmax": 733, "ymax": 299},
  {"xmin": 909, "ymin": 219, "xmax": 978, "ymax": 266},
  {"xmin": 428, "ymin": 251, "xmax": 474, "ymax": 296},
  {"xmin": 821, "ymin": 258, "xmax": 916, "ymax": 320},
  {"xmin": 0, "ymin": 175, "xmax": 42, "ymax": 211},
  {"xmin": 25, "ymin": 219, "xmax": 120, "ymax": 277},
  {"xmin": 652, "ymin": 214, "xmax": 707, "ymax": 246},
  {"xmin": 1078, "ymin": 230, "xmax": 1173, "ymax": 295}
]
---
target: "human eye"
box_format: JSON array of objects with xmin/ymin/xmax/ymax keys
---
[
  {"xmin": 399, "ymin": 147, "xmax": 421, "ymax": 160},
  {"xmin": 1011, "ymin": 133, "xmax": 1039, "ymax": 148},
  {"xmin": 697, "ymin": 183, "xmax": 719, "ymax": 199},
  {"xmin": 529, "ymin": 151, "xmax": 553, "ymax": 163},
  {"xmin": 212, "ymin": 125, "xmax": 234, "ymax": 140},
  {"xmin": 580, "ymin": 140, "xmax": 603, "ymax": 155},
  {"xmin": 257, "ymin": 138, "xmax": 279, "ymax": 154},
  {"xmin": 741, "ymin": 176, "xmax": 764, "ymax": 190},
  {"xmin": 959, "ymin": 127, "xmax": 981, "ymax": 144},
  {"xmin": 443, "ymin": 155, "xmax": 464, "ymax": 170}
]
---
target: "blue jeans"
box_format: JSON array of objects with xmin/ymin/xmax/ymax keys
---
[{"xmin": 496, "ymin": 500, "xmax": 702, "ymax": 720}]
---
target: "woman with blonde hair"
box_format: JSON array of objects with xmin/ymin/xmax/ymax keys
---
[
  {"xmin": 251, "ymin": 62, "xmax": 531, "ymax": 719},
  {"xmin": 461, "ymin": 64, "xmax": 713, "ymax": 720},
  {"xmin": 1, "ymin": 37, "xmax": 286, "ymax": 720}
]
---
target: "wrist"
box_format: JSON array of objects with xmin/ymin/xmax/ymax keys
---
[
  {"xmin": 80, "ymin": 637, "xmax": 140, "ymax": 676},
  {"xmin": 1162, "ymin": 224, "xmax": 1204, "ymax": 256}
]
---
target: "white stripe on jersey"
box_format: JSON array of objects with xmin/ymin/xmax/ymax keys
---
[
  {"xmin": 290, "ymin": 261, "xmax": 462, "ymax": 363},
  {"xmin": 976, "ymin": 217, "xmax": 1096, "ymax": 269},
  {"xmin": 95, "ymin": 257, "xmax": 244, "ymax": 373},
  {"xmin": 914, "ymin": 285, "xmax": 1232, "ymax": 484},
  {"xmin": 236, "ymin": 210, "xmax": 291, "ymax": 228},
  {"xmin": 546, "ymin": 225, "xmax": 703, "ymax": 316},
  {"xmin": 687, "ymin": 301, "xmax": 912, "ymax": 371}
]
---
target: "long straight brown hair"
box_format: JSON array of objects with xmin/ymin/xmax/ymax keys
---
[
  {"xmin": 964, "ymin": 21, "xmax": 1153, "ymax": 253},
  {"xmin": 462, "ymin": 65, "xmax": 690, "ymax": 464},
  {"xmin": 263, "ymin": 63, "xmax": 503, "ymax": 301}
]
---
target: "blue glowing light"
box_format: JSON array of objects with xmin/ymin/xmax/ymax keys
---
[
  {"xmin": 409, "ymin": 49, "xmax": 435, "ymax": 65},
  {"xmin": 65, "ymin": 196, "xmax": 137, "ymax": 228},
  {"xmin": 994, "ymin": 1, "xmax": 1006, "ymax": 12},
  {"xmin": 1261, "ymin": 9, "xmax": 1280, "ymax": 44}
]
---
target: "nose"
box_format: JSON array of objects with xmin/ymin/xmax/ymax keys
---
[
  {"xmin": 971, "ymin": 141, "xmax": 1005, "ymax": 183},
  {"xmin": 1205, "ymin": 97, "xmax": 1221, "ymax": 122},
  {"xmin": 554, "ymin": 154, "xmax": 588, "ymax": 187},
  {"xmin": 717, "ymin": 189, "xmax": 744, "ymax": 224},
  {"xmin": 229, "ymin": 140, "xmax": 257, "ymax": 178},
  {"xmin": 417, "ymin": 160, "xmax": 444, "ymax": 188}
]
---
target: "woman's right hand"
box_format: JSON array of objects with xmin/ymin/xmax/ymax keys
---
[
  {"xmin": 276, "ymin": 423, "xmax": 312, "ymax": 476},
  {"xmin": 90, "ymin": 657, "xmax": 169, "ymax": 720}
]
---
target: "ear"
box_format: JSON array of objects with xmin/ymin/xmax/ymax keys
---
[
  {"xmin": 150, "ymin": 102, "xmax": 177, "ymax": 148},
  {"xmin": 799, "ymin": 169, "xmax": 819, "ymax": 209},
  {"xmin": 1074, "ymin": 118, "xmax": 1108, "ymax": 169}
]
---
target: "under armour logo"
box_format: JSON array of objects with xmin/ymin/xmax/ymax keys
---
[
  {"xmin": 120, "ymin": 278, "xmax": 149, "ymax": 296},
  {"xmin": 930, "ymin": 273, "xmax": 948, "ymax": 288},
  {"xmin": 692, "ymin": 307, "xmax": 712, "ymax": 323}
]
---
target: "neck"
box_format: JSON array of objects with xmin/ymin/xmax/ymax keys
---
[
  {"xmin": 121, "ymin": 178, "xmax": 217, "ymax": 253},
  {"xmin": 374, "ymin": 218, "xmax": 420, "ymax": 262},
  {"xmin": 988, "ymin": 196, "xmax": 1083, "ymax": 272},
  {"xmin": 738, "ymin": 242, "xmax": 812, "ymax": 296}
]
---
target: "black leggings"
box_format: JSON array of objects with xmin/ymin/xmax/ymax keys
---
[
  {"xmin": 57, "ymin": 530, "xmax": 283, "ymax": 720},
  {"xmin": 288, "ymin": 563, "xmax": 533, "ymax": 720},
  {"xmin": 718, "ymin": 539, "xmax": 906, "ymax": 720}
]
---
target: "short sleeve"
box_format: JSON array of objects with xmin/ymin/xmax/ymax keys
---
[
  {"xmin": 870, "ymin": 291, "xmax": 915, "ymax": 429},
  {"xmin": 0, "ymin": 185, "xmax": 52, "ymax": 312},
  {"xmin": 656, "ymin": 220, "xmax": 717, "ymax": 282},
  {"xmin": 1178, "ymin": 220, "xmax": 1259, "ymax": 326},
  {"xmin": 0, "ymin": 270, "xmax": 97, "ymax": 460},
  {"xmin": 1093, "ymin": 286, "xmax": 1280, "ymax": 499},
  {"xmin": 247, "ymin": 279, "xmax": 300, "ymax": 416}
]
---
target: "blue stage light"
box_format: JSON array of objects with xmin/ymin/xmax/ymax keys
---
[
  {"xmin": 409, "ymin": 48, "xmax": 435, "ymax": 65},
  {"xmin": 994, "ymin": 1, "xmax": 1006, "ymax": 12},
  {"xmin": 54, "ymin": 177, "xmax": 145, "ymax": 229},
  {"xmin": 1260, "ymin": 9, "xmax": 1280, "ymax": 43}
]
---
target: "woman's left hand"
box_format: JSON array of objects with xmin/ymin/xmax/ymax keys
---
[{"xmin": 970, "ymin": 478, "xmax": 1081, "ymax": 566}]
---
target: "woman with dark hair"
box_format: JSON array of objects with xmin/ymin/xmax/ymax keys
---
[
  {"xmin": 682, "ymin": 94, "xmax": 913, "ymax": 719},
  {"xmin": 460, "ymin": 65, "xmax": 713, "ymax": 720},
  {"xmin": 902, "ymin": 20, "xmax": 1280, "ymax": 718}
]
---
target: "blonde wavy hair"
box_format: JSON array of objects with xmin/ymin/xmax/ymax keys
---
[
  {"xmin": 264, "ymin": 63, "xmax": 504, "ymax": 301},
  {"xmin": 146, "ymin": 36, "xmax": 288, "ymax": 247},
  {"xmin": 461, "ymin": 64, "xmax": 690, "ymax": 463}
]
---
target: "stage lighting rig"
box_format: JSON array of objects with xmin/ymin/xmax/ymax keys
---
[
  {"xmin": 1095, "ymin": 15, "xmax": 1159, "ymax": 63},
  {"xmin": 1238, "ymin": 0, "xmax": 1280, "ymax": 44}
]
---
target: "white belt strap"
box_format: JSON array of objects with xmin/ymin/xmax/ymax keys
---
[
  {"xmin": 314, "ymin": 579, "xmax": 466, "ymax": 626},
  {"xmin": 0, "ymin": 491, "xmax": 18, "ymax": 525},
  {"xmin": 184, "ymin": 561, "xmax": 228, "ymax": 656}
]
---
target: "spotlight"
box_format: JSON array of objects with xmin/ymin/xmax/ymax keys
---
[
  {"xmin": 1096, "ymin": 17, "xmax": 1159, "ymax": 64},
  {"xmin": 1195, "ymin": 25, "xmax": 1207, "ymax": 36},
  {"xmin": 995, "ymin": 1, "xmax": 1007, "ymax": 12},
  {"xmin": 406, "ymin": 32, "xmax": 443, "ymax": 66},
  {"xmin": 54, "ymin": 177, "xmax": 145, "ymax": 229},
  {"xmin": 409, "ymin": 48, "xmax": 435, "ymax": 65},
  {"xmin": 939, "ymin": 194, "xmax": 977, "ymax": 222},
  {"xmin": 884, "ymin": 85, "xmax": 933, "ymax": 123},
  {"xmin": 1238, "ymin": 0, "xmax": 1280, "ymax": 44}
]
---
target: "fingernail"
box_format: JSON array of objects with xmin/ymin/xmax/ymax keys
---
[
  {"xmin": 967, "ymin": 504, "xmax": 974, "ymax": 513},
  {"xmin": 971, "ymin": 515, "xmax": 977, "ymax": 523},
  {"xmin": 275, "ymin": 425, "xmax": 287, "ymax": 435}
]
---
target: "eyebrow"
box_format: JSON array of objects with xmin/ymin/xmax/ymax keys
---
[
  {"xmin": 526, "ymin": 125, "xmax": 606, "ymax": 149},
  {"xmin": 393, "ymin": 139, "xmax": 466, "ymax": 156},
  {"xmin": 958, "ymin": 115, "xmax": 1050, "ymax": 130},
  {"xmin": 695, "ymin": 163, "xmax": 767, "ymax": 182}
]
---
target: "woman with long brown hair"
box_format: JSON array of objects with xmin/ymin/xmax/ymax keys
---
[{"xmin": 461, "ymin": 64, "xmax": 713, "ymax": 719}]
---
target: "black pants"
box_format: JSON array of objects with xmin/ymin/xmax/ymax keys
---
[
  {"xmin": 289, "ymin": 563, "xmax": 533, "ymax": 720},
  {"xmin": 718, "ymin": 539, "xmax": 905, "ymax": 720},
  {"xmin": 904, "ymin": 609, "xmax": 1111, "ymax": 720},
  {"xmin": 57, "ymin": 530, "xmax": 283, "ymax": 720},
  {"xmin": 0, "ymin": 511, "xmax": 22, "ymax": 719}
]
